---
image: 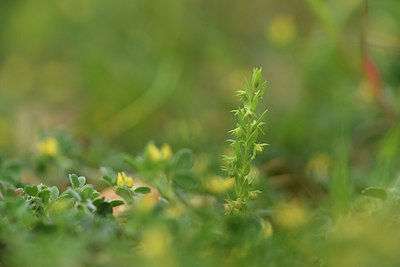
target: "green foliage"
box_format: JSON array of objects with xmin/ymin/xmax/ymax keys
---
[
  {"xmin": 125, "ymin": 144, "xmax": 199, "ymax": 205},
  {"xmin": 362, "ymin": 187, "xmax": 387, "ymax": 200}
]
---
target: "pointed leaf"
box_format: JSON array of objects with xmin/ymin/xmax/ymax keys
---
[
  {"xmin": 110, "ymin": 200, "xmax": 124, "ymax": 207},
  {"xmin": 134, "ymin": 186, "xmax": 151, "ymax": 194},
  {"xmin": 362, "ymin": 187, "xmax": 387, "ymax": 200}
]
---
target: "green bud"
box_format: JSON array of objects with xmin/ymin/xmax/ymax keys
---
[
  {"xmin": 249, "ymin": 191, "xmax": 258, "ymax": 200},
  {"xmin": 233, "ymin": 127, "xmax": 243, "ymax": 137},
  {"xmin": 14, "ymin": 188, "xmax": 24, "ymax": 196},
  {"xmin": 234, "ymin": 200, "xmax": 242, "ymax": 210},
  {"xmin": 252, "ymin": 68, "xmax": 262, "ymax": 89},
  {"xmin": 254, "ymin": 144, "xmax": 264, "ymax": 154},
  {"xmin": 224, "ymin": 203, "xmax": 232, "ymax": 213}
]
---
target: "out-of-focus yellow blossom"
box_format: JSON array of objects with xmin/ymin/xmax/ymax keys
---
[
  {"xmin": 188, "ymin": 194, "xmax": 215, "ymax": 209},
  {"xmin": 260, "ymin": 219, "xmax": 274, "ymax": 238},
  {"xmin": 147, "ymin": 143, "xmax": 172, "ymax": 162},
  {"xmin": 147, "ymin": 143, "xmax": 162, "ymax": 162},
  {"xmin": 306, "ymin": 153, "xmax": 331, "ymax": 181},
  {"xmin": 267, "ymin": 14, "xmax": 297, "ymax": 46},
  {"xmin": 192, "ymin": 153, "xmax": 211, "ymax": 173},
  {"xmin": 205, "ymin": 176, "xmax": 235, "ymax": 194},
  {"xmin": 165, "ymin": 203, "xmax": 185, "ymax": 219},
  {"xmin": 323, "ymin": 214, "xmax": 399, "ymax": 267},
  {"xmin": 38, "ymin": 137, "xmax": 58, "ymax": 157},
  {"xmin": 141, "ymin": 226, "xmax": 172, "ymax": 259},
  {"xmin": 117, "ymin": 172, "xmax": 133, "ymax": 187},
  {"xmin": 275, "ymin": 200, "xmax": 309, "ymax": 230},
  {"xmin": 161, "ymin": 143, "xmax": 172, "ymax": 160},
  {"xmin": 135, "ymin": 196, "xmax": 157, "ymax": 213}
]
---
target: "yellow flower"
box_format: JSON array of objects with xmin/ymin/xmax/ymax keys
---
[
  {"xmin": 161, "ymin": 143, "xmax": 172, "ymax": 160},
  {"xmin": 260, "ymin": 219, "xmax": 274, "ymax": 238},
  {"xmin": 306, "ymin": 153, "xmax": 331, "ymax": 181},
  {"xmin": 267, "ymin": 14, "xmax": 297, "ymax": 46},
  {"xmin": 141, "ymin": 226, "xmax": 171, "ymax": 259},
  {"xmin": 165, "ymin": 204, "xmax": 185, "ymax": 219},
  {"xmin": 147, "ymin": 143, "xmax": 162, "ymax": 162},
  {"xmin": 135, "ymin": 197, "xmax": 157, "ymax": 213},
  {"xmin": 275, "ymin": 200, "xmax": 309, "ymax": 230},
  {"xmin": 117, "ymin": 172, "xmax": 133, "ymax": 187},
  {"xmin": 205, "ymin": 176, "xmax": 235, "ymax": 194},
  {"xmin": 38, "ymin": 137, "xmax": 58, "ymax": 157}
]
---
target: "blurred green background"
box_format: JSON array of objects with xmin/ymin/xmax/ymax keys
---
[{"xmin": 0, "ymin": 0, "xmax": 400, "ymax": 194}]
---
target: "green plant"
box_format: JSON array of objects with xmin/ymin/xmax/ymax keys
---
[
  {"xmin": 223, "ymin": 67, "xmax": 267, "ymax": 214},
  {"xmin": 124, "ymin": 143, "xmax": 200, "ymax": 205}
]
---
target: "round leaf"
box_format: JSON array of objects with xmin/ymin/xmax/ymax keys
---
[
  {"xmin": 173, "ymin": 149, "xmax": 194, "ymax": 170},
  {"xmin": 173, "ymin": 170, "xmax": 200, "ymax": 190},
  {"xmin": 24, "ymin": 185, "xmax": 38, "ymax": 197}
]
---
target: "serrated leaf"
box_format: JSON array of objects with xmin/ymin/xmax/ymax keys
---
[
  {"xmin": 134, "ymin": 186, "xmax": 151, "ymax": 194},
  {"xmin": 69, "ymin": 174, "xmax": 80, "ymax": 189},
  {"xmin": 24, "ymin": 185, "xmax": 38, "ymax": 197},
  {"xmin": 173, "ymin": 149, "xmax": 194, "ymax": 170},
  {"xmin": 362, "ymin": 187, "xmax": 387, "ymax": 200},
  {"xmin": 173, "ymin": 170, "xmax": 200, "ymax": 190}
]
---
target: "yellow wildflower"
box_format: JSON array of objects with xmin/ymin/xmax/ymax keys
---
[
  {"xmin": 38, "ymin": 137, "xmax": 58, "ymax": 157},
  {"xmin": 147, "ymin": 143, "xmax": 162, "ymax": 162},
  {"xmin": 275, "ymin": 200, "xmax": 309, "ymax": 230},
  {"xmin": 165, "ymin": 203, "xmax": 185, "ymax": 219},
  {"xmin": 117, "ymin": 172, "xmax": 133, "ymax": 187},
  {"xmin": 306, "ymin": 153, "xmax": 331, "ymax": 182},
  {"xmin": 141, "ymin": 226, "xmax": 171, "ymax": 259},
  {"xmin": 260, "ymin": 219, "xmax": 274, "ymax": 238},
  {"xmin": 136, "ymin": 197, "xmax": 157, "ymax": 213},
  {"xmin": 161, "ymin": 143, "xmax": 172, "ymax": 160},
  {"xmin": 267, "ymin": 14, "xmax": 297, "ymax": 46},
  {"xmin": 205, "ymin": 176, "xmax": 235, "ymax": 194}
]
